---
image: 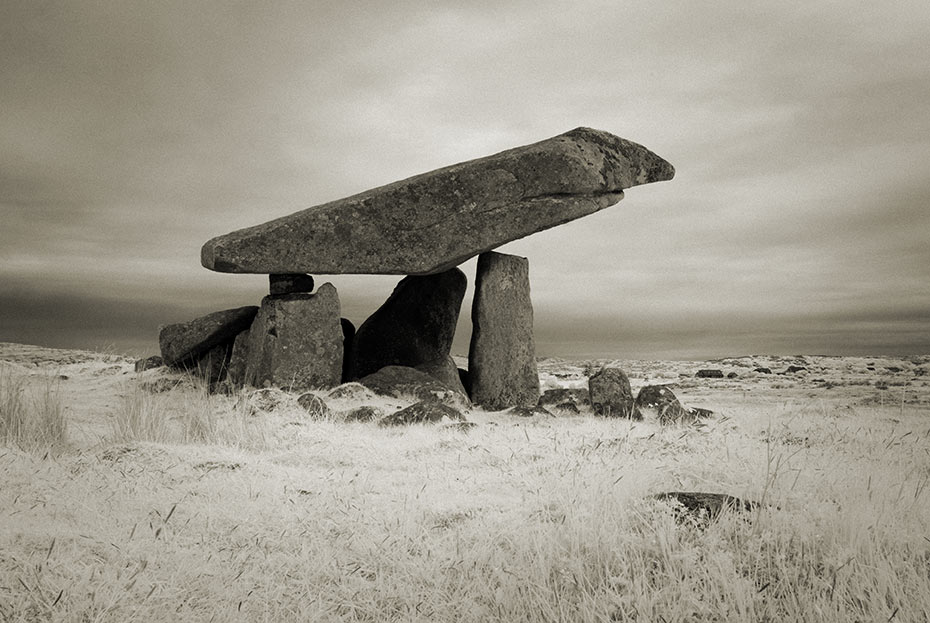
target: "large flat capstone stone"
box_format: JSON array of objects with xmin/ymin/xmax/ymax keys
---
[{"xmin": 201, "ymin": 127, "xmax": 674, "ymax": 275}]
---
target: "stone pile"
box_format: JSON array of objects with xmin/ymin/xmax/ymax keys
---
[{"xmin": 156, "ymin": 127, "xmax": 674, "ymax": 420}]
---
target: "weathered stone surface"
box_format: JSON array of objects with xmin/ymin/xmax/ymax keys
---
[
  {"xmin": 588, "ymin": 367, "xmax": 641, "ymax": 419},
  {"xmin": 379, "ymin": 400, "xmax": 464, "ymax": 427},
  {"xmin": 134, "ymin": 355, "xmax": 163, "ymax": 373},
  {"xmin": 358, "ymin": 365, "xmax": 469, "ymax": 411},
  {"xmin": 326, "ymin": 382, "xmax": 376, "ymax": 402},
  {"xmin": 754, "ymin": 367, "xmax": 772, "ymax": 374},
  {"xmin": 201, "ymin": 127, "xmax": 675, "ymax": 275},
  {"xmin": 635, "ymin": 384, "xmax": 691, "ymax": 425},
  {"xmin": 296, "ymin": 392, "xmax": 330, "ymax": 419},
  {"xmin": 537, "ymin": 388, "xmax": 590, "ymax": 410},
  {"xmin": 468, "ymin": 252, "xmax": 539, "ymax": 409},
  {"xmin": 242, "ymin": 283, "xmax": 343, "ymax": 391},
  {"xmin": 350, "ymin": 268, "xmax": 466, "ymax": 380},
  {"xmin": 341, "ymin": 405, "xmax": 383, "ymax": 422},
  {"xmin": 224, "ymin": 328, "xmax": 250, "ymax": 389},
  {"xmin": 195, "ymin": 342, "xmax": 234, "ymax": 391},
  {"xmin": 158, "ymin": 306, "xmax": 257, "ymax": 367},
  {"xmin": 269, "ymin": 273, "xmax": 315, "ymax": 295},
  {"xmin": 414, "ymin": 356, "xmax": 468, "ymax": 398},
  {"xmin": 696, "ymin": 369, "xmax": 724, "ymax": 378},
  {"xmin": 650, "ymin": 491, "xmax": 757, "ymax": 520}
]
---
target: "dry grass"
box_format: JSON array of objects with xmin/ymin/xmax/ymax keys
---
[
  {"xmin": 1, "ymin": 354, "xmax": 929, "ymax": 621},
  {"xmin": 0, "ymin": 366, "xmax": 66, "ymax": 453}
]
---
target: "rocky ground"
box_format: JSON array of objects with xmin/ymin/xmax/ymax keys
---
[{"xmin": 2, "ymin": 342, "xmax": 929, "ymax": 622}]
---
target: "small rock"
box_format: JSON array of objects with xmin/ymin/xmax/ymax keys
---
[
  {"xmin": 687, "ymin": 407, "xmax": 714, "ymax": 419},
  {"xmin": 378, "ymin": 400, "xmax": 464, "ymax": 426},
  {"xmin": 508, "ymin": 405, "xmax": 553, "ymax": 418},
  {"xmin": 635, "ymin": 384, "xmax": 691, "ymax": 425},
  {"xmin": 588, "ymin": 367, "xmax": 641, "ymax": 419},
  {"xmin": 359, "ymin": 365, "xmax": 469, "ymax": 411},
  {"xmin": 269, "ymin": 273, "xmax": 315, "ymax": 295},
  {"xmin": 326, "ymin": 382, "xmax": 377, "ymax": 402},
  {"xmin": 243, "ymin": 387, "xmax": 291, "ymax": 413},
  {"xmin": 695, "ymin": 369, "xmax": 724, "ymax": 378},
  {"xmin": 726, "ymin": 372, "xmax": 738, "ymax": 379},
  {"xmin": 650, "ymin": 491, "xmax": 757, "ymax": 521},
  {"xmin": 296, "ymin": 393, "xmax": 330, "ymax": 419},
  {"xmin": 753, "ymin": 367, "xmax": 772, "ymax": 374},
  {"xmin": 538, "ymin": 388, "xmax": 590, "ymax": 410},
  {"xmin": 134, "ymin": 355, "xmax": 164, "ymax": 373},
  {"xmin": 341, "ymin": 405, "xmax": 384, "ymax": 422}
]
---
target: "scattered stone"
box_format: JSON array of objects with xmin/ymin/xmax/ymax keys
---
[
  {"xmin": 350, "ymin": 268, "xmax": 466, "ymax": 380},
  {"xmin": 134, "ymin": 355, "xmax": 164, "ymax": 373},
  {"xmin": 243, "ymin": 387, "xmax": 291, "ymax": 413},
  {"xmin": 754, "ymin": 367, "xmax": 772, "ymax": 374},
  {"xmin": 650, "ymin": 491, "xmax": 757, "ymax": 521},
  {"xmin": 508, "ymin": 405, "xmax": 553, "ymax": 418},
  {"xmin": 269, "ymin": 273, "xmax": 315, "ymax": 295},
  {"xmin": 358, "ymin": 365, "xmax": 469, "ymax": 411},
  {"xmin": 779, "ymin": 365, "xmax": 807, "ymax": 374},
  {"xmin": 538, "ymin": 388, "xmax": 591, "ymax": 410},
  {"xmin": 201, "ymin": 127, "xmax": 675, "ymax": 275},
  {"xmin": 885, "ymin": 366, "xmax": 902, "ymax": 373},
  {"xmin": 158, "ymin": 305, "xmax": 257, "ymax": 367},
  {"xmin": 243, "ymin": 283, "xmax": 343, "ymax": 391},
  {"xmin": 635, "ymin": 384, "xmax": 690, "ymax": 425},
  {"xmin": 468, "ymin": 252, "xmax": 539, "ymax": 409},
  {"xmin": 687, "ymin": 407, "xmax": 714, "ymax": 419},
  {"xmin": 140, "ymin": 377, "xmax": 186, "ymax": 393},
  {"xmin": 588, "ymin": 367, "xmax": 641, "ymax": 419},
  {"xmin": 296, "ymin": 393, "xmax": 331, "ymax": 419},
  {"xmin": 695, "ymin": 369, "xmax": 724, "ymax": 378},
  {"xmin": 326, "ymin": 382, "xmax": 377, "ymax": 402},
  {"xmin": 378, "ymin": 400, "xmax": 464, "ymax": 427},
  {"xmin": 341, "ymin": 405, "xmax": 384, "ymax": 423},
  {"xmin": 727, "ymin": 372, "xmax": 738, "ymax": 379},
  {"xmin": 443, "ymin": 421, "xmax": 478, "ymax": 433}
]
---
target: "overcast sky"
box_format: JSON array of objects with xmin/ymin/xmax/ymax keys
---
[{"xmin": 2, "ymin": 1, "xmax": 929, "ymax": 359}]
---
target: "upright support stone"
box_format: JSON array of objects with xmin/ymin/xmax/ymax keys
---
[
  {"xmin": 468, "ymin": 251, "xmax": 539, "ymax": 408},
  {"xmin": 243, "ymin": 283, "xmax": 343, "ymax": 391},
  {"xmin": 349, "ymin": 268, "xmax": 467, "ymax": 386}
]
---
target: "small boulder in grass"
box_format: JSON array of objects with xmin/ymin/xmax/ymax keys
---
[
  {"xmin": 378, "ymin": 400, "xmax": 465, "ymax": 427},
  {"xmin": 326, "ymin": 382, "xmax": 377, "ymax": 402},
  {"xmin": 134, "ymin": 355, "xmax": 164, "ymax": 373},
  {"xmin": 242, "ymin": 387, "xmax": 291, "ymax": 414},
  {"xmin": 341, "ymin": 405, "xmax": 384, "ymax": 423},
  {"xmin": 296, "ymin": 393, "xmax": 330, "ymax": 419},
  {"xmin": 695, "ymin": 369, "xmax": 724, "ymax": 378},
  {"xmin": 588, "ymin": 367, "xmax": 642, "ymax": 419},
  {"xmin": 650, "ymin": 491, "xmax": 757, "ymax": 522}
]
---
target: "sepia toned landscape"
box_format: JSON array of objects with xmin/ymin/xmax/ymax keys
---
[{"xmin": 3, "ymin": 342, "xmax": 928, "ymax": 621}]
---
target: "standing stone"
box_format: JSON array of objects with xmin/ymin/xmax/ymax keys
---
[
  {"xmin": 340, "ymin": 318, "xmax": 356, "ymax": 383},
  {"xmin": 243, "ymin": 283, "xmax": 343, "ymax": 391},
  {"xmin": 589, "ymin": 367, "xmax": 642, "ymax": 419},
  {"xmin": 468, "ymin": 251, "xmax": 539, "ymax": 409},
  {"xmin": 269, "ymin": 273, "xmax": 315, "ymax": 295},
  {"xmin": 158, "ymin": 305, "xmax": 258, "ymax": 367},
  {"xmin": 350, "ymin": 268, "xmax": 466, "ymax": 380}
]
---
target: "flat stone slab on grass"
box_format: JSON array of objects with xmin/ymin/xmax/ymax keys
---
[
  {"xmin": 158, "ymin": 305, "xmax": 258, "ymax": 367},
  {"xmin": 201, "ymin": 127, "xmax": 674, "ymax": 275}
]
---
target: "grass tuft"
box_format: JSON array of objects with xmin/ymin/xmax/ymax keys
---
[{"xmin": 0, "ymin": 367, "xmax": 66, "ymax": 452}]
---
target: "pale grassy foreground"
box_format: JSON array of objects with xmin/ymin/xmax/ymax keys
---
[{"xmin": 1, "ymin": 347, "xmax": 929, "ymax": 622}]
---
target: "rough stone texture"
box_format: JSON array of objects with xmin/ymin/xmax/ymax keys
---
[
  {"xmin": 588, "ymin": 367, "xmax": 641, "ymax": 419},
  {"xmin": 696, "ymin": 369, "xmax": 724, "ymax": 378},
  {"xmin": 414, "ymin": 356, "xmax": 469, "ymax": 398},
  {"xmin": 269, "ymin": 273, "xmax": 315, "ymax": 295},
  {"xmin": 468, "ymin": 252, "xmax": 539, "ymax": 409},
  {"xmin": 341, "ymin": 405, "xmax": 383, "ymax": 422},
  {"xmin": 224, "ymin": 328, "xmax": 250, "ymax": 389},
  {"xmin": 326, "ymin": 382, "xmax": 376, "ymax": 402},
  {"xmin": 379, "ymin": 400, "xmax": 464, "ymax": 427},
  {"xmin": 134, "ymin": 355, "xmax": 163, "ymax": 373},
  {"xmin": 754, "ymin": 367, "xmax": 773, "ymax": 374},
  {"xmin": 240, "ymin": 387, "xmax": 291, "ymax": 414},
  {"xmin": 158, "ymin": 306, "xmax": 258, "ymax": 367},
  {"xmin": 650, "ymin": 492, "xmax": 757, "ymax": 520},
  {"xmin": 196, "ymin": 342, "xmax": 234, "ymax": 391},
  {"xmin": 537, "ymin": 388, "xmax": 591, "ymax": 410},
  {"xmin": 201, "ymin": 127, "xmax": 675, "ymax": 275},
  {"xmin": 349, "ymin": 268, "xmax": 466, "ymax": 380},
  {"xmin": 635, "ymin": 384, "xmax": 690, "ymax": 425},
  {"xmin": 358, "ymin": 365, "xmax": 469, "ymax": 411},
  {"xmin": 242, "ymin": 283, "xmax": 343, "ymax": 391},
  {"xmin": 296, "ymin": 393, "xmax": 330, "ymax": 419}
]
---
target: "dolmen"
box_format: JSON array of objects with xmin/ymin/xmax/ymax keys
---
[{"xmin": 158, "ymin": 127, "xmax": 674, "ymax": 410}]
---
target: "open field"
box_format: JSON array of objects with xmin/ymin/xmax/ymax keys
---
[{"xmin": 2, "ymin": 342, "xmax": 929, "ymax": 621}]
